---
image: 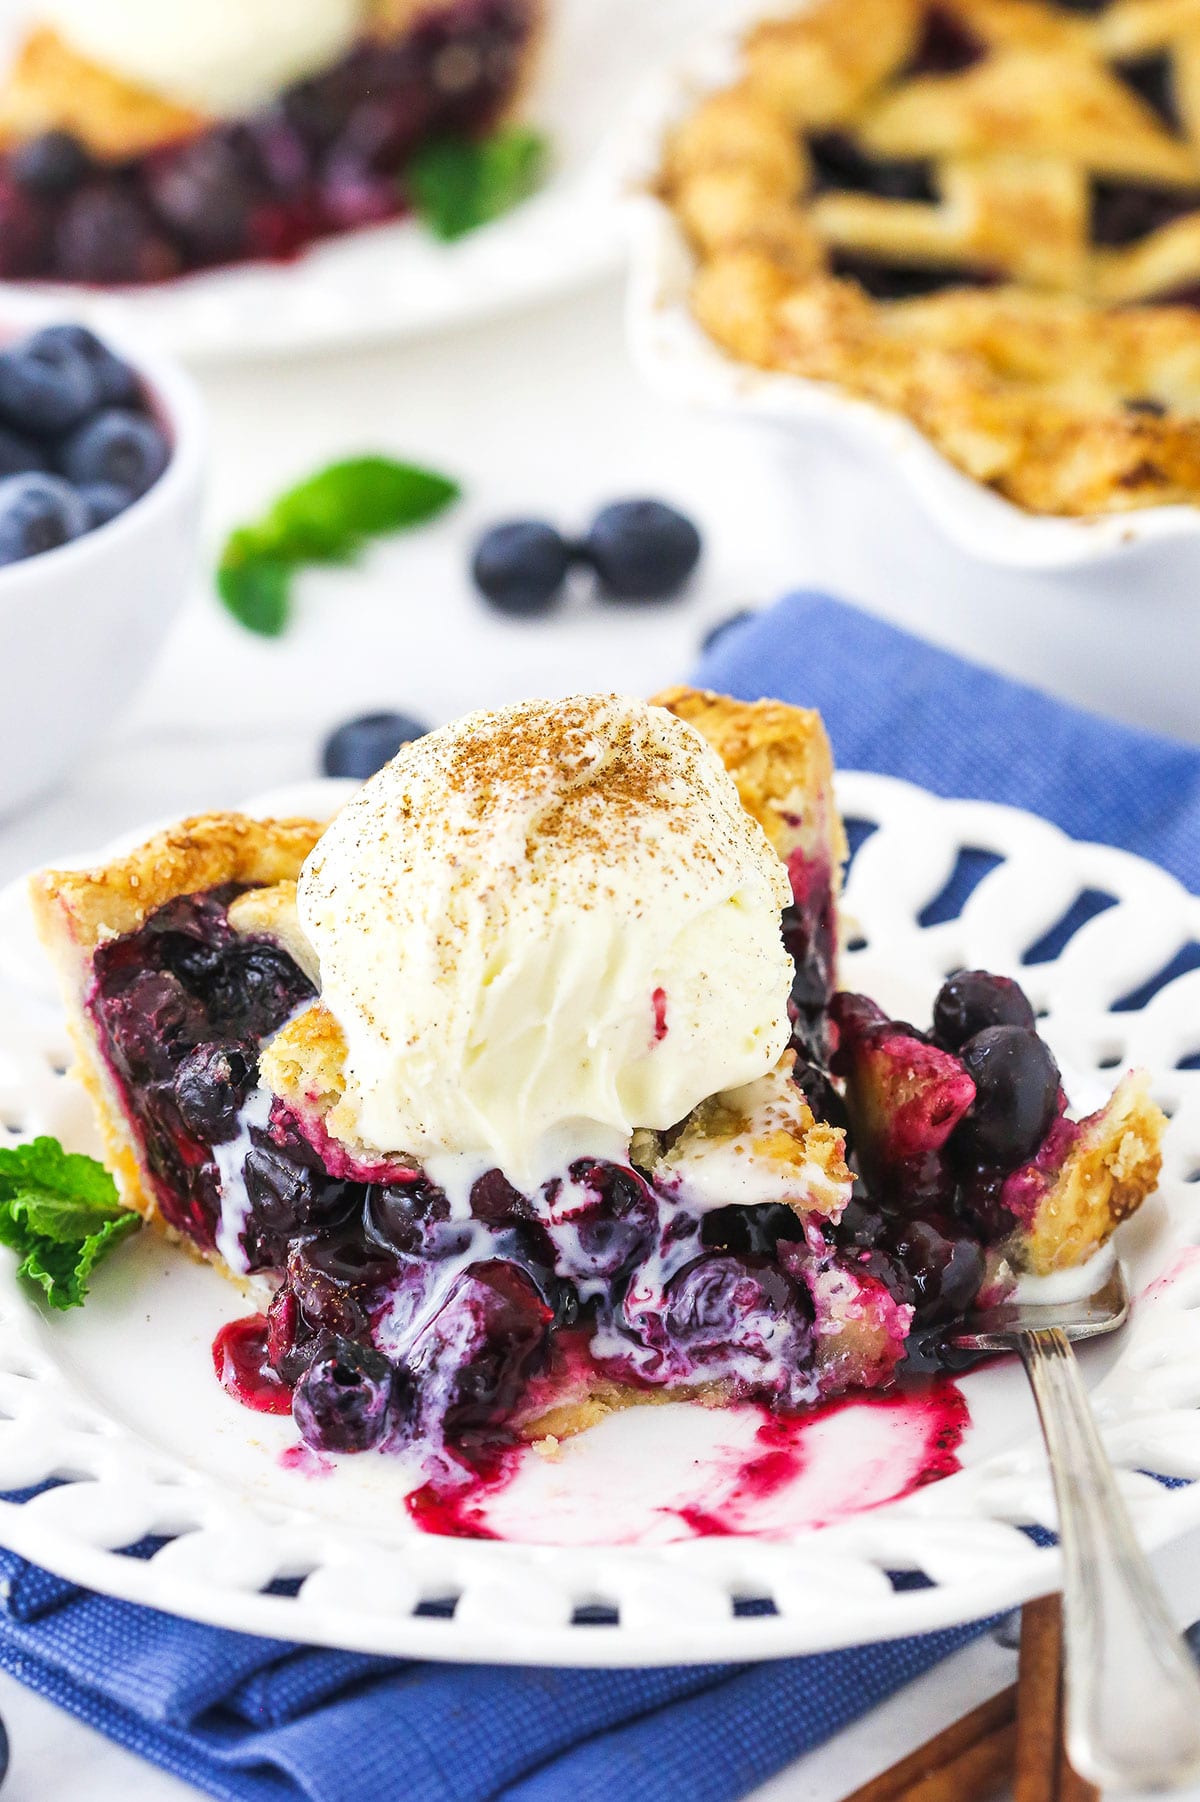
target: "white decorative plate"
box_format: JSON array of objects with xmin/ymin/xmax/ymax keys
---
[
  {"xmin": 620, "ymin": 4, "xmax": 1200, "ymax": 571},
  {"xmin": 0, "ymin": 773, "xmax": 1198, "ymax": 1667},
  {"xmin": 0, "ymin": 0, "xmax": 729, "ymax": 361}
]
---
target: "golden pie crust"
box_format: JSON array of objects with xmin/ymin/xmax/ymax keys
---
[{"xmin": 660, "ymin": 0, "xmax": 1200, "ymax": 515}]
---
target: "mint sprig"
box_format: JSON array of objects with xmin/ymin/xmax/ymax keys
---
[
  {"xmin": 218, "ymin": 455, "xmax": 461, "ymax": 638},
  {"xmin": 409, "ymin": 127, "xmax": 548, "ymax": 242},
  {"xmin": 0, "ymin": 1138, "xmax": 140, "ymax": 1310}
]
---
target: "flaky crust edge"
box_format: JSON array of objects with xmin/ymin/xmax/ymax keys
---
[{"xmin": 28, "ymin": 813, "xmax": 327, "ymax": 1262}]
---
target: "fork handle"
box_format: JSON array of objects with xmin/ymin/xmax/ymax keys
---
[{"xmin": 1020, "ymin": 1327, "xmax": 1200, "ymax": 1791}]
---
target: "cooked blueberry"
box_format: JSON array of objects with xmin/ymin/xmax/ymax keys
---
[
  {"xmin": 281, "ymin": 1230, "xmax": 390, "ymax": 1329},
  {"xmin": 407, "ymin": 1262, "xmax": 552, "ymax": 1449},
  {"xmin": 470, "ymin": 1168, "xmax": 530, "ymax": 1223},
  {"xmin": 293, "ymin": 1338, "xmax": 397, "ymax": 1453},
  {"xmin": 659, "ymin": 1253, "xmax": 815, "ymax": 1403},
  {"xmin": 882, "ymin": 1214, "xmax": 985, "ymax": 1324},
  {"xmin": 322, "ymin": 710, "xmax": 429, "ymax": 779},
  {"xmin": 59, "ymin": 408, "xmax": 169, "ymax": 499},
  {"xmin": 242, "ymin": 1134, "xmax": 355, "ymax": 1265},
  {"xmin": 0, "ymin": 335, "xmax": 97, "ymax": 436},
  {"xmin": 701, "ymin": 608, "xmax": 755, "ymax": 652},
  {"xmin": 202, "ymin": 941, "xmax": 314, "ymax": 1039},
  {"xmin": 0, "ymin": 472, "xmax": 87, "ymax": 565},
  {"xmin": 701, "ymin": 1201, "xmax": 807, "ymax": 1258},
  {"xmin": 471, "ymin": 520, "xmax": 570, "ymax": 615},
  {"xmin": 366, "ymin": 1179, "xmax": 450, "ymax": 1255},
  {"xmin": 173, "ymin": 1040, "xmax": 256, "ymax": 1142},
  {"xmin": 583, "ymin": 500, "xmax": 702, "ymax": 601},
  {"xmin": 145, "ymin": 136, "xmax": 254, "ymax": 262},
  {"xmin": 55, "ymin": 186, "xmax": 181, "ymax": 285},
  {"xmin": 955, "ymin": 1025, "xmax": 1060, "ymax": 1169},
  {"xmin": 932, "ymin": 970, "xmax": 1036, "ymax": 1050},
  {"xmin": 10, "ymin": 130, "xmax": 93, "ymax": 194},
  {"xmin": 77, "ymin": 481, "xmax": 134, "ymax": 529},
  {"xmin": 0, "ymin": 178, "xmax": 48, "ymax": 278},
  {"xmin": 265, "ymin": 1285, "xmax": 333, "ymax": 1386},
  {"xmin": 0, "ymin": 423, "xmax": 46, "ymax": 479},
  {"xmin": 27, "ymin": 323, "xmax": 140, "ymax": 407}
]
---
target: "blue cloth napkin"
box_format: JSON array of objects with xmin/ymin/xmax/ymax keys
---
[
  {"xmin": 4, "ymin": 588, "xmax": 1196, "ymax": 1802},
  {"xmin": 700, "ymin": 592, "xmax": 1200, "ymax": 893}
]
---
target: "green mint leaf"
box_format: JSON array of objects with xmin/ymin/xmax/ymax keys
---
[
  {"xmin": 268, "ymin": 458, "xmax": 461, "ymax": 557},
  {"xmin": 216, "ymin": 456, "xmax": 460, "ymax": 637},
  {"xmin": 0, "ymin": 1137, "xmax": 140, "ymax": 1309},
  {"xmin": 18, "ymin": 1213, "xmax": 140, "ymax": 1312},
  {"xmin": 217, "ymin": 554, "xmax": 292, "ymax": 638},
  {"xmin": 0, "ymin": 1137, "xmax": 121, "ymax": 1215},
  {"xmin": 410, "ymin": 128, "xmax": 548, "ymax": 241}
]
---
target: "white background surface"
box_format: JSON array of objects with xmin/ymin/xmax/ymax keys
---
[{"xmin": 1, "ymin": 272, "xmax": 1199, "ymax": 1798}]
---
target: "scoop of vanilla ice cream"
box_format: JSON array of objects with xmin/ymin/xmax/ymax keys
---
[
  {"xmin": 297, "ymin": 695, "xmax": 795, "ymax": 1190},
  {"xmin": 43, "ymin": 0, "xmax": 363, "ymax": 118}
]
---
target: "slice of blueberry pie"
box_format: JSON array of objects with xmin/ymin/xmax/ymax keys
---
[
  {"xmin": 0, "ymin": 0, "xmax": 544, "ymax": 284},
  {"xmin": 29, "ymin": 690, "xmax": 1165, "ymax": 1491},
  {"xmin": 660, "ymin": 0, "xmax": 1200, "ymax": 515}
]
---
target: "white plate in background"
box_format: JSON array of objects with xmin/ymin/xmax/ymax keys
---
[{"xmin": 0, "ymin": 0, "xmax": 739, "ymax": 360}]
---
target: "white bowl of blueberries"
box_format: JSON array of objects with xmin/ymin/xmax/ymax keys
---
[{"xmin": 0, "ymin": 320, "xmax": 204, "ymax": 818}]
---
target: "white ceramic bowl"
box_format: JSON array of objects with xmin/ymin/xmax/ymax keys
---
[
  {"xmin": 622, "ymin": 12, "xmax": 1200, "ymax": 742},
  {"xmin": 0, "ymin": 332, "xmax": 205, "ymax": 818}
]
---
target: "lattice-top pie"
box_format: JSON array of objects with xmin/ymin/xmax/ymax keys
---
[
  {"xmin": 0, "ymin": 0, "xmax": 544, "ymax": 285},
  {"xmin": 29, "ymin": 689, "xmax": 1165, "ymax": 1493},
  {"xmin": 660, "ymin": 0, "xmax": 1200, "ymax": 515}
]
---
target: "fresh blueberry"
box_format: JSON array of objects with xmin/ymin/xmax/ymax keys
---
[
  {"xmin": 583, "ymin": 499, "xmax": 702, "ymax": 601},
  {"xmin": 955, "ymin": 1025, "xmax": 1061, "ymax": 1169},
  {"xmin": 471, "ymin": 520, "xmax": 570, "ymax": 615},
  {"xmin": 77, "ymin": 481, "xmax": 134, "ymax": 530},
  {"xmin": 701, "ymin": 608, "xmax": 755, "ymax": 652},
  {"xmin": 933, "ymin": 970, "xmax": 1036, "ymax": 1051},
  {"xmin": 0, "ymin": 335, "xmax": 98, "ymax": 436},
  {"xmin": 173, "ymin": 1041, "xmax": 257, "ymax": 1143},
  {"xmin": 10, "ymin": 129, "xmax": 93, "ymax": 194},
  {"xmin": 59, "ymin": 408, "xmax": 170, "ymax": 499},
  {"xmin": 0, "ymin": 423, "xmax": 46, "ymax": 479},
  {"xmin": 0, "ymin": 472, "xmax": 87, "ymax": 565},
  {"xmin": 27, "ymin": 323, "xmax": 140, "ymax": 407},
  {"xmin": 292, "ymin": 1338, "xmax": 397, "ymax": 1453},
  {"xmin": 321, "ymin": 711, "xmax": 429, "ymax": 780}
]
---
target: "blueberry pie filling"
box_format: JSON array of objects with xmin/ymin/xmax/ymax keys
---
[{"xmin": 32, "ymin": 692, "xmax": 1166, "ymax": 1494}]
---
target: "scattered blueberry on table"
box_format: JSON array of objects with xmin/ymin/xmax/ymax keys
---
[
  {"xmin": 0, "ymin": 323, "xmax": 167, "ymax": 567},
  {"xmin": 583, "ymin": 500, "xmax": 702, "ymax": 601},
  {"xmin": 471, "ymin": 497, "xmax": 703, "ymax": 614},
  {"xmin": 322, "ymin": 711, "xmax": 430, "ymax": 780},
  {"xmin": 472, "ymin": 520, "xmax": 570, "ymax": 615}
]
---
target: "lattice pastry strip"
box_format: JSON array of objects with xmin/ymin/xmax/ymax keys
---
[{"xmin": 660, "ymin": 0, "xmax": 1200, "ymax": 513}]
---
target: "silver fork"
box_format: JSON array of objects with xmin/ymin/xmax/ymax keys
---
[{"xmin": 949, "ymin": 1265, "xmax": 1200, "ymax": 1792}]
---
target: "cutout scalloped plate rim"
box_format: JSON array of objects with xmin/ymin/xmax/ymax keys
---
[
  {"xmin": 0, "ymin": 770, "xmax": 1197, "ymax": 1666},
  {"xmin": 618, "ymin": 1, "xmax": 1200, "ymax": 572}
]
